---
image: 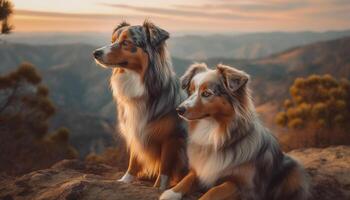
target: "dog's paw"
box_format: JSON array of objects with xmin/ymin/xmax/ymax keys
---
[
  {"xmin": 117, "ymin": 172, "xmax": 135, "ymax": 183},
  {"xmin": 159, "ymin": 189, "xmax": 182, "ymax": 200}
]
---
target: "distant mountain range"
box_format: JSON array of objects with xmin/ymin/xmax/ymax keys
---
[
  {"xmin": 205, "ymin": 36, "xmax": 350, "ymax": 104},
  {"xmin": 1, "ymin": 35, "xmax": 349, "ymax": 157},
  {"xmin": 169, "ymin": 30, "xmax": 350, "ymax": 60},
  {"xmin": 3, "ymin": 30, "xmax": 350, "ymax": 60}
]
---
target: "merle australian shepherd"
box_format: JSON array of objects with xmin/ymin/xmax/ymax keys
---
[
  {"xmin": 160, "ymin": 63, "xmax": 309, "ymax": 200},
  {"xmin": 93, "ymin": 21, "xmax": 187, "ymax": 190}
]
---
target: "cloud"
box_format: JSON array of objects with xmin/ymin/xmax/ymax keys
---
[
  {"xmin": 11, "ymin": 0, "xmax": 350, "ymax": 32},
  {"xmin": 15, "ymin": 9, "xmax": 143, "ymax": 20},
  {"xmin": 238, "ymin": 1, "xmax": 308, "ymax": 12},
  {"xmin": 100, "ymin": 3, "xmax": 265, "ymax": 21},
  {"xmin": 174, "ymin": 0, "xmax": 309, "ymax": 13}
]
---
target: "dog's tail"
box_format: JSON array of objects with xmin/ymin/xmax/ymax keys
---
[{"xmin": 268, "ymin": 155, "xmax": 310, "ymax": 200}]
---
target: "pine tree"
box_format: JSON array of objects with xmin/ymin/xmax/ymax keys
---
[
  {"xmin": 0, "ymin": 63, "xmax": 78, "ymax": 175},
  {"xmin": 0, "ymin": 0, "xmax": 13, "ymax": 34}
]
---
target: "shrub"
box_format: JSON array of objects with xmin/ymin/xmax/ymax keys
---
[
  {"xmin": 276, "ymin": 74, "xmax": 350, "ymax": 130},
  {"xmin": 276, "ymin": 74, "xmax": 350, "ymax": 150}
]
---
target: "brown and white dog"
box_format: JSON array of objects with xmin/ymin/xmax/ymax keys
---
[
  {"xmin": 160, "ymin": 63, "xmax": 309, "ymax": 200},
  {"xmin": 93, "ymin": 21, "xmax": 187, "ymax": 190}
]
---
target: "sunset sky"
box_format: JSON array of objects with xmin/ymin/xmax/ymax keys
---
[{"xmin": 10, "ymin": 0, "xmax": 350, "ymax": 33}]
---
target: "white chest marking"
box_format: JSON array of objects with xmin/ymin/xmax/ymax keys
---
[
  {"xmin": 188, "ymin": 119, "xmax": 234, "ymax": 186},
  {"xmin": 190, "ymin": 118, "xmax": 228, "ymax": 150},
  {"xmin": 188, "ymin": 146, "xmax": 234, "ymax": 187},
  {"xmin": 110, "ymin": 69, "xmax": 145, "ymax": 99}
]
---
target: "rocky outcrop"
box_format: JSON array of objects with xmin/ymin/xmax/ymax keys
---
[
  {"xmin": 289, "ymin": 146, "xmax": 350, "ymax": 200},
  {"xmin": 1, "ymin": 146, "xmax": 349, "ymax": 200},
  {"xmin": 0, "ymin": 160, "xmax": 163, "ymax": 200}
]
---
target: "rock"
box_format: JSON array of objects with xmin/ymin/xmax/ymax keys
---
[
  {"xmin": 289, "ymin": 145, "xmax": 350, "ymax": 200},
  {"xmin": 0, "ymin": 159, "xmax": 161, "ymax": 200},
  {"xmin": 0, "ymin": 146, "xmax": 349, "ymax": 200}
]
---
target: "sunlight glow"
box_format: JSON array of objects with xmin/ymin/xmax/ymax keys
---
[{"xmin": 10, "ymin": 0, "xmax": 350, "ymax": 32}]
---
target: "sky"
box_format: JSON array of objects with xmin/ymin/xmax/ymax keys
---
[{"xmin": 9, "ymin": 0, "xmax": 350, "ymax": 33}]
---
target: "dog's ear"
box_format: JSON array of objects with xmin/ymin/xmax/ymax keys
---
[
  {"xmin": 217, "ymin": 64, "xmax": 249, "ymax": 93},
  {"xmin": 181, "ymin": 63, "xmax": 208, "ymax": 91},
  {"xmin": 143, "ymin": 20, "xmax": 169, "ymax": 48},
  {"xmin": 113, "ymin": 21, "xmax": 130, "ymax": 34}
]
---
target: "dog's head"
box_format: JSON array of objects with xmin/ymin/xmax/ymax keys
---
[
  {"xmin": 177, "ymin": 63, "xmax": 250, "ymax": 121},
  {"xmin": 93, "ymin": 21, "xmax": 169, "ymax": 75}
]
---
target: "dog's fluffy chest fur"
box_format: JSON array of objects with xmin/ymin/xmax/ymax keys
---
[
  {"xmin": 110, "ymin": 70, "xmax": 149, "ymax": 147},
  {"xmin": 188, "ymin": 144, "xmax": 235, "ymax": 187},
  {"xmin": 110, "ymin": 69, "xmax": 163, "ymax": 174},
  {"xmin": 187, "ymin": 118, "xmax": 264, "ymax": 187},
  {"xmin": 188, "ymin": 119, "xmax": 235, "ymax": 187},
  {"xmin": 110, "ymin": 69, "xmax": 146, "ymax": 99}
]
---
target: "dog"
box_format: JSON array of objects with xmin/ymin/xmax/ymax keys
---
[
  {"xmin": 93, "ymin": 21, "xmax": 187, "ymax": 190},
  {"xmin": 160, "ymin": 63, "xmax": 309, "ymax": 200}
]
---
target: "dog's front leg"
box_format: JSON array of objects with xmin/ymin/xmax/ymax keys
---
[
  {"xmin": 159, "ymin": 170, "xmax": 197, "ymax": 200},
  {"xmin": 118, "ymin": 149, "xmax": 141, "ymax": 183},
  {"xmin": 199, "ymin": 181, "xmax": 238, "ymax": 200},
  {"xmin": 155, "ymin": 138, "xmax": 182, "ymax": 190}
]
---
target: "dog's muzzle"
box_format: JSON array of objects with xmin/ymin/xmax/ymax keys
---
[
  {"xmin": 93, "ymin": 50, "xmax": 103, "ymax": 59},
  {"xmin": 176, "ymin": 106, "xmax": 186, "ymax": 116}
]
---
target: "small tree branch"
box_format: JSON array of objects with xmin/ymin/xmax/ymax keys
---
[{"xmin": 0, "ymin": 80, "xmax": 19, "ymax": 114}]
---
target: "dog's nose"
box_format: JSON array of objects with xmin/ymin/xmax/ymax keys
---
[
  {"xmin": 176, "ymin": 106, "xmax": 186, "ymax": 116},
  {"xmin": 93, "ymin": 50, "xmax": 103, "ymax": 59}
]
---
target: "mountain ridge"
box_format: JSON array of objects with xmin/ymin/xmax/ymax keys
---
[{"xmin": 3, "ymin": 29, "xmax": 350, "ymax": 60}]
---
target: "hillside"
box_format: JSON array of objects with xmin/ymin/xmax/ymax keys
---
[
  {"xmin": 1, "ymin": 146, "xmax": 349, "ymax": 200},
  {"xmin": 205, "ymin": 36, "xmax": 350, "ymax": 104},
  {"xmin": 169, "ymin": 30, "xmax": 350, "ymax": 60},
  {"xmin": 4, "ymin": 30, "xmax": 350, "ymax": 60},
  {"xmin": 254, "ymin": 36, "xmax": 350, "ymax": 102}
]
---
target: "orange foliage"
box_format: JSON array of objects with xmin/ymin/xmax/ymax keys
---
[{"xmin": 276, "ymin": 74, "xmax": 350, "ymax": 150}]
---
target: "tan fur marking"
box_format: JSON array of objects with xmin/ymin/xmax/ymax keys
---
[
  {"xmin": 146, "ymin": 116, "xmax": 177, "ymax": 142},
  {"xmin": 199, "ymin": 82, "xmax": 209, "ymax": 92},
  {"xmin": 188, "ymin": 120, "xmax": 198, "ymax": 135},
  {"xmin": 172, "ymin": 170, "xmax": 198, "ymax": 195},
  {"xmin": 199, "ymin": 181, "xmax": 238, "ymax": 200},
  {"xmin": 189, "ymin": 82, "xmax": 195, "ymax": 94},
  {"xmin": 111, "ymin": 32, "xmax": 118, "ymax": 43},
  {"xmin": 160, "ymin": 137, "xmax": 187, "ymax": 187}
]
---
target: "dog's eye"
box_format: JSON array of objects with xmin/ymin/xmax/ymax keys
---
[{"xmin": 201, "ymin": 90, "xmax": 213, "ymax": 98}]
